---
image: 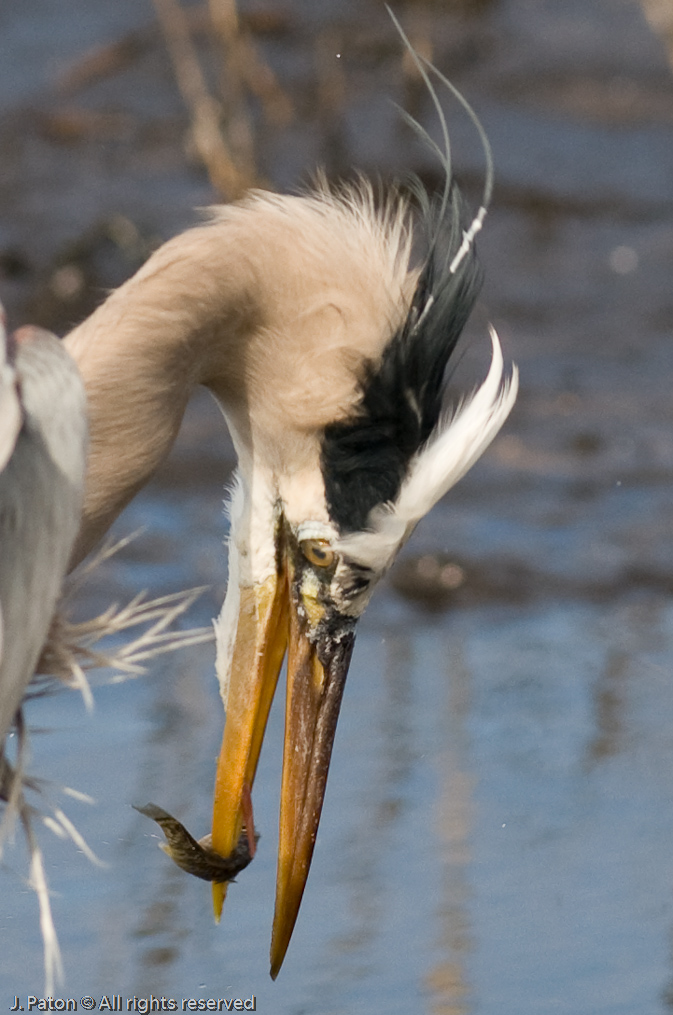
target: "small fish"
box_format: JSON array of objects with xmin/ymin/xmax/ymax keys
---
[{"xmin": 134, "ymin": 802, "xmax": 258, "ymax": 883}]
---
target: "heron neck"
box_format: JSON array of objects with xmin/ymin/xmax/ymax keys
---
[
  {"xmin": 63, "ymin": 191, "xmax": 412, "ymax": 566},
  {"xmin": 64, "ymin": 221, "xmax": 256, "ymax": 566}
]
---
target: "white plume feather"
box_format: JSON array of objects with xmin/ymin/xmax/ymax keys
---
[
  {"xmin": 396, "ymin": 326, "xmax": 518, "ymax": 522},
  {"xmin": 338, "ymin": 328, "xmax": 517, "ymax": 572}
]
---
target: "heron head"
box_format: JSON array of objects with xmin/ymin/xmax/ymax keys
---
[{"xmin": 207, "ymin": 171, "xmax": 517, "ymax": 977}]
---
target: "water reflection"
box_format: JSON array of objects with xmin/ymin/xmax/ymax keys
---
[{"xmin": 426, "ymin": 639, "xmax": 473, "ymax": 1015}]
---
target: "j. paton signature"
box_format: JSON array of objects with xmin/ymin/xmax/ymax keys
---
[{"xmin": 9, "ymin": 1000, "xmax": 256, "ymax": 1013}]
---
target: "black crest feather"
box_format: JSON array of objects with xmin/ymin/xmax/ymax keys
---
[
  {"xmin": 321, "ymin": 15, "xmax": 493, "ymax": 535},
  {"xmin": 321, "ymin": 183, "xmax": 483, "ymax": 534}
]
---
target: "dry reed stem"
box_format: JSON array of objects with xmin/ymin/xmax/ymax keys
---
[
  {"xmin": 56, "ymin": 0, "xmax": 292, "ymax": 197},
  {"xmin": 641, "ymin": 0, "xmax": 673, "ymax": 71},
  {"xmin": 57, "ymin": 29, "xmax": 153, "ymax": 94},
  {"xmin": 207, "ymin": 0, "xmax": 256, "ymax": 181},
  {"xmin": 1, "ymin": 534, "xmax": 214, "ymax": 995},
  {"xmin": 37, "ymin": 586, "xmax": 213, "ymax": 694},
  {"xmin": 153, "ymin": 0, "xmax": 253, "ymax": 200},
  {"xmin": 208, "ymin": 0, "xmax": 293, "ymax": 129}
]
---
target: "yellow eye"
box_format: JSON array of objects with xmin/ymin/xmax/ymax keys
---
[{"xmin": 300, "ymin": 539, "xmax": 334, "ymax": 568}]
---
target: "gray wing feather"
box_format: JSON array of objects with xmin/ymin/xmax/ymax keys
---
[
  {"xmin": 0, "ymin": 326, "xmax": 87, "ymax": 748},
  {"xmin": 0, "ymin": 322, "xmax": 21, "ymax": 475}
]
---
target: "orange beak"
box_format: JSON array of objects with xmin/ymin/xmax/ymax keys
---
[
  {"xmin": 210, "ymin": 573, "xmax": 288, "ymax": 917},
  {"xmin": 210, "ymin": 541, "xmax": 355, "ymax": 978}
]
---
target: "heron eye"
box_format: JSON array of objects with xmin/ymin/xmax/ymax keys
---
[{"xmin": 300, "ymin": 539, "xmax": 334, "ymax": 568}]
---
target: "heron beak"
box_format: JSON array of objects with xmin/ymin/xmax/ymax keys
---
[
  {"xmin": 210, "ymin": 533, "xmax": 355, "ymax": 978},
  {"xmin": 270, "ymin": 557, "xmax": 355, "ymax": 979},
  {"xmin": 210, "ymin": 571, "xmax": 288, "ymax": 918}
]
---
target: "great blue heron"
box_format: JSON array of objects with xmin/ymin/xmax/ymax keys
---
[
  {"xmin": 0, "ymin": 314, "xmax": 210, "ymax": 993},
  {"xmin": 6, "ymin": 36, "xmax": 518, "ymax": 981},
  {"xmin": 0, "ymin": 311, "xmax": 88, "ymax": 990}
]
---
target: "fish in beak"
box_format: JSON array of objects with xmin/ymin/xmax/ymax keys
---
[
  {"xmin": 134, "ymin": 799, "xmax": 258, "ymax": 882},
  {"xmin": 210, "ymin": 523, "xmax": 356, "ymax": 977}
]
